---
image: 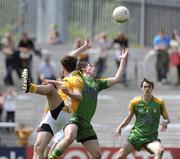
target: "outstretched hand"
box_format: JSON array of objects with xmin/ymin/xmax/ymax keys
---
[
  {"xmin": 160, "ymin": 120, "xmax": 168, "ymax": 132},
  {"xmin": 113, "ymin": 127, "xmax": 122, "ymax": 140},
  {"xmin": 120, "ymin": 48, "xmax": 128, "ymax": 60},
  {"xmin": 84, "ymin": 39, "xmax": 91, "ymax": 49},
  {"xmin": 42, "ymin": 79, "xmax": 63, "ymax": 88}
]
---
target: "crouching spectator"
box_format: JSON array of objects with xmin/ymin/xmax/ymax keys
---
[{"xmin": 15, "ymin": 123, "xmax": 32, "ymax": 147}]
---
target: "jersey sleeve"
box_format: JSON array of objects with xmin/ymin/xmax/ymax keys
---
[
  {"xmin": 128, "ymin": 99, "xmax": 135, "ymax": 113},
  {"xmin": 160, "ymin": 100, "xmax": 169, "ymax": 119},
  {"xmin": 128, "ymin": 97, "xmax": 140, "ymax": 113},
  {"xmin": 95, "ymin": 78, "xmax": 108, "ymax": 92}
]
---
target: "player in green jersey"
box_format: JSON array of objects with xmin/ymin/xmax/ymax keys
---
[
  {"xmin": 48, "ymin": 48, "xmax": 129, "ymax": 159},
  {"xmin": 114, "ymin": 78, "xmax": 170, "ymax": 159}
]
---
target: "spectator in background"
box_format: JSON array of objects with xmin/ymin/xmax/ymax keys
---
[
  {"xmin": 37, "ymin": 50, "xmax": 58, "ymax": 84},
  {"xmin": 95, "ymin": 32, "xmax": 111, "ymax": 78},
  {"xmin": 48, "ymin": 24, "xmax": 61, "ymax": 45},
  {"xmin": 4, "ymin": 88, "xmax": 16, "ymax": 132},
  {"xmin": 74, "ymin": 38, "xmax": 89, "ymax": 62},
  {"xmin": 153, "ymin": 29, "xmax": 170, "ymax": 84},
  {"xmin": 15, "ymin": 123, "xmax": 32, "ymax": 147},
  {"xmin": 113, "ymin": 32, "xmax": 129, "ymax": 83},
  {"xmin": 0, "ymin": 91, "xmax": 5, "ymax": 122},
  {"xmin": 1, "ymin": 32, "xmax": 21, "ymax": 85},
  {"xmin": 18, "ymin": 32, "xmax": 35, "ymax": 81},
  {"xmin": 169, "ymin": 30, "xmax": 180, "ymax": 85}
]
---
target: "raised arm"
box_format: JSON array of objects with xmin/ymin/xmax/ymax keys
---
[
  {"xmin": 70, "ymin": 39, "xmax": 91, "ymax": 58},
  {"xmin": 114, "ymin": 111, "xmax": 134, "ymax": 140},
  {"xmin": 106, "ymin": 48, "xmax": 128, "ymax": 87}
]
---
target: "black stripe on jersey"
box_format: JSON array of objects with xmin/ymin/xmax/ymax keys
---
[{"xmin": 50, "ymin": 102, "xmax": 65, "ymax": 120}]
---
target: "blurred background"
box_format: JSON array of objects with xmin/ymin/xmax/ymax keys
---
[{"xmin": 0, "ymin": 0, "xmax": 180, "ymax": 158}]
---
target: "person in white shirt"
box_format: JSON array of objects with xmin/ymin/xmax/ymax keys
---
[{"xmin": 4, "ymin": 88, "xmax": 16, "ymax": 132}]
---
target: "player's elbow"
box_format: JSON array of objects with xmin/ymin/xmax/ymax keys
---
[
  {"xmin": 107, "ymin": 79, "xmax": 120, "ymax": 87},
  {"xmin": 114, "ymin": 77, "xmax": 121, "ymax": 84}
]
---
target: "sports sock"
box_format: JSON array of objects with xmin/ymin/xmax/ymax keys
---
[
  {"xmin": 29, "ymin": 83, "xmax": 37, "ymax": 93},
  {"xmin": 48, "ymin": 148, "xmax": 63, "ymax": 159}
]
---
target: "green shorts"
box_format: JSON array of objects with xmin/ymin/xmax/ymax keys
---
[
  {"xmin": 67, "ymin": 115, "xmax": 97, "ymax": 143},
  {"xmin": 128, "ymin": 132, "xmax": 161, "ymax": 152}
]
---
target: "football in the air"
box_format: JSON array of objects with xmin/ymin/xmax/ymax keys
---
[{"xmin": 112, "ymin": 6, "xmax": 130, "ymax": 23}]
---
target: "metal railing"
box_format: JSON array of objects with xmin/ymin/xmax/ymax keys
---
[{"xmin": 1, "ymin": 0, "xmax": 180, "ymax": 45}]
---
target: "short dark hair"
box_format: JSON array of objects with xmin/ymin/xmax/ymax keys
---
[
  {"xmin": 60, "ymin": 55, "xmax": 77, "ymax": 72},
  {"xmin": 140, "ymin": 78, "xmax": 154, "ymax": 89},
  {"xmin": 76, "ymin": 61, "xmax": 88, "ymax": 72}
]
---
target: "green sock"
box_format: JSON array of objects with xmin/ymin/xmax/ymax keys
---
[{"xmin": 48, "ymin": 148, "xmax": 63, "ymax": 159}]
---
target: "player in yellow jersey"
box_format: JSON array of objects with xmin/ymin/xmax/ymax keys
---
[
  {"xmin": 35, "ymin": 73, "xmax": 83, "ymax": 159},
  {"xmin": 21, "ymin": 40, "xmax": 91, "ymax": 159},
  {"xmin": 114, "ymin": 78, "xmax": 170, "ymax": 159}
]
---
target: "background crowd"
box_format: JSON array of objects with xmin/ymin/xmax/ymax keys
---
[{"xmin": 0, "ymin": 28, "xmax": 180, "ymax": 147}]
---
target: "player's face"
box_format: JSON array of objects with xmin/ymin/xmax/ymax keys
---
[
  {"xmin": 141, "ymin": 82, "xmax": 153, "ymax": 96},
  {"xmin": 84, "ymin": 64, "xmax": 97, "ymax": 78}
]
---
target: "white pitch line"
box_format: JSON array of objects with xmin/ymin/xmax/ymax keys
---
[
  {"xmin": 98, "ymin": 95, "xmax": 114, "ymax": 100},
  {"xmin": 156, "ymin": 95, "xmax": 180, "ymax": 100},
  {"xmin": 93, "ymin": 123, "xmax": 180, "ymax": 129},
  {"xmin": 99, "ymin": 94, "xmax": 180, "ymax": 100}
]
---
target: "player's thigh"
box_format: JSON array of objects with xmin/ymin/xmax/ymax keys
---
[
  {"xmin": 47, "ymin": 90, "xmax": 62, "ymax": 109},
  {"xmin": 34, "ymin": 131, "xmax": 53, "ymax": 150},
  {"xmin": 82, "ymin": 139, "xmax": 101, "ymax": 157},
  {"xmin": 55, "ymin": 124, "xmax": 78, "ymax": 150},
  {"xmin": 64, "ymin": 124, "xmax": 78, "ymax": 140},
  {"xmin": 146, "ymin": 140, "xmax": 163, "ymax": 154},
  {"xmin": 117, "ymin": 142, "xmax": 135, "ymax": 157}
]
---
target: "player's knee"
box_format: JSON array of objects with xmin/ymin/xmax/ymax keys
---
[
  {"xmin": 34, "ymin": 142, "xmax": 45, "ymax": 154},
  {"xmin": 64, "ymin": 132, "xmax": 76, "ymax": 144}
]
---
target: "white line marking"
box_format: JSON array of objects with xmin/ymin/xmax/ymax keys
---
[{"xmin": 157, "ymin": 95, "xmax": 180, "ymax": 100}]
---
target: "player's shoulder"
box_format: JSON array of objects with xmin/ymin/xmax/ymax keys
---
[
  {"xmin": 153, "ymin": 96, "xmax": 165, "ymax": 105},
  {"xmin": 70, "ymin": 74, "xmax": 82, "ymax": 80},
  {"xmin": 130, "ymin": 96, "xmax": 141, "ymax": 105},
  {"xmin": 65, "ymin": 71, "xmax": 81, "ymax": 80},
  {"xmin": 69, "ymin": 73, "xmax": 84, "ymax": 85}
]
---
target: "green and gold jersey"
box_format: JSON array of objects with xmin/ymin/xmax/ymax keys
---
[
  {"xmin": 71, "ymin": 73, "xmax": 108, "ymax": 123},
  {"xmin": 129, "ymin": 96, "xmax": 168, "ymax": 138},
  {"xmin": 58, "ymin": 71, "xmax": 84, "ymax": 112}
]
